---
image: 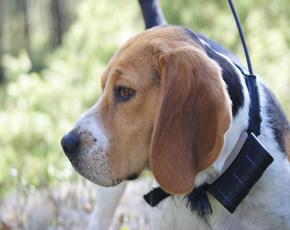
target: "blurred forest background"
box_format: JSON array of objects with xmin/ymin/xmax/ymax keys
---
[{"xmin": 0, "ymin": 0, "xmax": 289, "ymax": 229}]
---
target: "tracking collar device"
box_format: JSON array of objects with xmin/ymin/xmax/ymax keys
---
[{"xmin": 207, "ymin": 131, "xmax": 273, "ymax": 213}]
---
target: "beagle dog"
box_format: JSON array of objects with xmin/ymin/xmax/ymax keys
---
[{"xmin": 61, "ymin": 2, "xmax": 290, "ymax": 230}]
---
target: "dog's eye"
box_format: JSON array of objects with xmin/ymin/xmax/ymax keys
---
[{"xmin": 115, "ymin": 86, "xmax": 136, "ymax": 102}]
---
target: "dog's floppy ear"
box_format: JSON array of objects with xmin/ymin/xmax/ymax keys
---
[{"xmin": 150, "ymin": 45, "xmax": 232, "ymax": 194}]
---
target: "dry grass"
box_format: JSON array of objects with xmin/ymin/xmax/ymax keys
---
[{"xmin": 0, "ymin": 177, "xmax": 153, "ymax": 230}]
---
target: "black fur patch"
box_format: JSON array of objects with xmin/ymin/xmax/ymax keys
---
[
  {"xmin": 183, "ymin": 27, "xmax": 245, "ymax": 116},
  {"xmin": 205, "ymin": 47, "xmax": 245, "ymax": 116},
  {"xmin": 185, "ymin": 184, "xmax": 212, "ymax": 222}
]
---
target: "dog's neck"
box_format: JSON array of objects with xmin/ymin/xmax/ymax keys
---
[{"xmin": 196, "ymin": 66, "xmax": 251, "ymax": 186}]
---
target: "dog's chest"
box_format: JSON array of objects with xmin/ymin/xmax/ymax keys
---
[
  {"xmin": 150, "ymin": 196, "xmax": 211, "ymax": 230},
  {"xmin": 150, "ymin": 196, "xmax": 240, "ymax": 230},
  {"xmin": 150, "ymin": 169, "xmax": 290, "ymax": 230},
  {"xmin": 150, "ymin": 196, "xmax": 289, "ymax": 230}
]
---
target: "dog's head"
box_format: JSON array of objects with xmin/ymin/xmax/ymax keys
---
[{"xmin": 61, "ymin": 26, "xmax": 232, "ymax": 194}]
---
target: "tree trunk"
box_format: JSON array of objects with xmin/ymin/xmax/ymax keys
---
[
  {"xmin": 0, "ymin": 0, "xmax": 5, "ymax": 83},
  {"xmin": 20, "ymin": 0, "xmax": 32, "ymax": 62},
  {"xmin": 51, "ymin": 0, "xmax": 64, "ymax": 46}
]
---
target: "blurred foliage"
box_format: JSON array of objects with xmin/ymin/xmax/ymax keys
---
[
  {"xmin": 0, "ymin": 0, "xmax": 142, "ymax": 197},
  {"xmin": 0, "ymin": 0, "xmax": 289, "ymax": 197},
  {"xmin": 1, "ymin": 0, "xmax": 81, "ymax": 72}
]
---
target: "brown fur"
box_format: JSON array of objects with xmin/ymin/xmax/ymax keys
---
[{"xmin": 97, "ymin": 26, "xmax": 232, "ymax": 192}]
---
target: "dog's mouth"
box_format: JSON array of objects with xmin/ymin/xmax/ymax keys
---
[
  {"xmin": 64, "ymin": 149, "xmax": 118, "ymax": 187},
  {"xmin": 126, "ymin": 172, "xmax": 139, "ymax": 181},
  {"xmin": 69, "ymin": 156, "xmax": 140, "ymax": 186}
]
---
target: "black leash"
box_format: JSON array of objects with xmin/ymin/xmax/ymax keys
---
[
  {"xmin": 144, "ymin": 0, "xmax": 273, "ymax": 214},
  {"xmin": 228, "ymin": 0, "xmax": 253, "ymax": 75},
  {"xmin": 228, "ymin": 0, "xmax": 262, "ymax": 136}
]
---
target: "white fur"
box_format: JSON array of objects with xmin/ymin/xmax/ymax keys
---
[
  {"xmin": 75, "ymin": 102, "xmax": 109, "ymax": 152},
  {"xmin": 88, "ymin": 183, "xmax": 127, "ymax": 230},
  {"xmin": 72, "ymin": 101, "xmax": 114, "ymax": 186}
]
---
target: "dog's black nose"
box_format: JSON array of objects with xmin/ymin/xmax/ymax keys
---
[{"xmin": 61, "ymin": 132, "xmax": 80, "ymax": 157}]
